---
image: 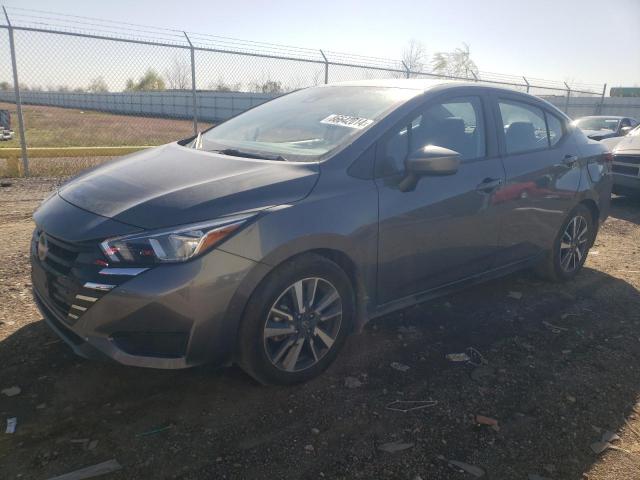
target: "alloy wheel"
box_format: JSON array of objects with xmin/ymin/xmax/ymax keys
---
[
  {"xmin": 263, "ymin": 277, "xmax": 342, "ymax": 372},
  {"xmin": 559, "ymin": 215, "xmax": 589, "ymax": 273}
]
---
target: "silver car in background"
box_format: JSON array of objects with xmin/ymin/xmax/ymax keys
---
[
  {"xmin": 608, "ymin": 124, "xmax": 640, "ymax": 196},
  {"xmin": 574, "ymin": 115, "xmax": 638, "ymax": 141}
]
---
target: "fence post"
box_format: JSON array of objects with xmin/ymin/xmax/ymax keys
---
[
  {"xmin": 522, "ymin": 76, "xmax": 530, "ymax": 93},
  {"xmin": 401, "ymin": 61, "xmax": 411, "ymax": 79},
  {"xmin": 183, "ymin": 31, "xmax": 198, "ymax": 135},
  {"xmin": 3, "ymin": 7, "xmax": 29, "ymax": 176},
  {"xmin": 471, "ymin": 71, "xmax": 478, "ymax": 82},
  {"xmin": 596, "ymin": 83, "xmax": 607, "ymax": 115},
  {"xmin": 320, "ymin": 50, "xmax": 329, "ymax": 84},
  {"xmin": 564, "ymin": 82, "xmax": 572, "ymax": 116}
]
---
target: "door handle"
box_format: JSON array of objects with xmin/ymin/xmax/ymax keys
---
[
  {"xmin": 476, "ymin": 177, "xmax": 503, "ymax": 192},
  {"xmin": 563, "ymin": 154, "xmax": 579, "ymax": 167}
]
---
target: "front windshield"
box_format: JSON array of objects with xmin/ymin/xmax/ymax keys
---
[
  {"xmin": 200, "ymin": 86, "xmax": 419, "ymax": 162},
  {"xmin": 574, "ymin": 117, "xmax": 620, "ymax": 132},
  {"xmin": 628, "ymin": 124, "xmax": 640, "ymax": 136}
]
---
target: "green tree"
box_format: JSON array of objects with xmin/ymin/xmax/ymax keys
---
[
  {"xmin": 124, "ymin": 69, "xmax": 166, "ymax": 91},
  {"xmin": 431, "ymin": 43, "xmax": 478, "ymax": 79},
  {"xmin": 0, "ymin": 81, "xmax": 10, "ymax": 91}
]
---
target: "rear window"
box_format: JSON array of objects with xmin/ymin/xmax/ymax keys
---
[{"xmin": 574, "ymin": 117, "xmax": 620, "ymax": 132}]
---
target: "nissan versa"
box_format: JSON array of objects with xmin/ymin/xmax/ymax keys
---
[{"xmin": 31, "ymin": 80, "xmax": 612, "ymax": 384}]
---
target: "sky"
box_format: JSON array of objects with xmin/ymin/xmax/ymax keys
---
[{"xmin": 2, "ymin": 0, "xmax": 639, "ymax": 88}]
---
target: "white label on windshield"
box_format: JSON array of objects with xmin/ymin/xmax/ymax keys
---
[{"xmin": 320, "ymin": 114, "xmax": 374, "ymax": 130}]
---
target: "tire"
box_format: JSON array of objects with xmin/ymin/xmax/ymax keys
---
[
  {"xmin": 535, "ymin": 204, "xmax": 595, "ymax": 282},
  {"xmin": 236, "ymin": 253, "xmax": 354, "ymax": 385}
]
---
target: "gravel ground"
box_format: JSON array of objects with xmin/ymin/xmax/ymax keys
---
[{"xmin": 2, "ymin": 178, "xmax": 640, "ymax": 480}]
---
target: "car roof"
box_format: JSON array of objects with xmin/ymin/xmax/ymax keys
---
[
  {"xmin": 576, "ymin": 115, "xmax": 626, "ymax": 120},
  {"xmin": 324, "ymin": 78, "xmax": 570, "ymax": 118},
  {"xmin": 326, "ymin": 78, "xmax": 477, "ymax": 91}
]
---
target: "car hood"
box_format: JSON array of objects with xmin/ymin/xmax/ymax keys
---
[
  {"xmin": 582, "ymin": 129, "xmax": 616, "ymax": 140},
  {"xmin": 600, "ymin": 136, "xmax": 625, "ymax": 151},
  {"xmin": 612, "ymin": 135, "xmax": 640, "ymax": 155},
  {"xmin": 58, "ymin": 143, "xmax": 320, "ymax": 229}
]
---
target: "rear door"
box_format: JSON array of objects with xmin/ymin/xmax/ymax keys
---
[
  {"xmin": 490, "ymin": 94, "xmax": 581, "ymax": 265},
  {"xmin": 375, "ymin": 91, "xmax": 505, "ymax": 304}
]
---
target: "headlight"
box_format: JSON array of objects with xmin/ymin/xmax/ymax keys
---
[{"xmin": 100, "ymin": 213, "xmax": 254, "ymax": 264}]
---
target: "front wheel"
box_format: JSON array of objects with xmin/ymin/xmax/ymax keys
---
[
  {"xmin": 237, "ymin": 254, "xmax": 354, "ymax": 385},
  {"xmin": 535, "ymin": 204, "xmax": 595, "ymax": 281}
]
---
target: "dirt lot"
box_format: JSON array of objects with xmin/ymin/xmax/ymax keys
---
[{"xmin": 2, "ymin": 179, "xmax": 640, "ymax": 480}]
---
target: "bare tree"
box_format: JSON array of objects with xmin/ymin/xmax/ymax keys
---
[
  {"xmin": 431, "ymin": 43, "xmax": 478, "ymax": 79},
  {"xmin": 164, "ymin": 57, "xmax": 190, "ymax": 90},
  {"xmin": 209, "ymin": 78, "xmax": 241, "ymax": 92},
  {"xmin": 87, "ymin": 76, "xmax": 109, "ymax": 93},
  {"xmin": 255, "ymin": 80, "xmax": 283, "ymax": 94},
  {"xmin": 402, "ymin": 39, "xmax": 428, "ymax": 77}
]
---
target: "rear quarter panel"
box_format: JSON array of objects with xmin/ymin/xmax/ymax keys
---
[{"xmin": 573, "ymin": 128, "xmax": 612, "ymax": 222}]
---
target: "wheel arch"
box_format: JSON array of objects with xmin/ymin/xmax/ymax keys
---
[
  {"xmin": 227, "ymin": 246, "xmax": 370, "ymax": 363},
  {"xmin": 260, "ymin": 247, "xmax": 369, "ymax": 331},
  {"xmin": 578, "ymin": 198, "xmax": 600, "ymax": 244}
]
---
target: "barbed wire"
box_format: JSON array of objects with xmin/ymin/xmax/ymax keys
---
[{"xmin": 0, "ymin": 5, "xmax": 605, "ymax": 94}]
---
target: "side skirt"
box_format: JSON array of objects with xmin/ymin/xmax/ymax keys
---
[{"xmin": 366, "ymin": 254, "xmax": 543, "ymax": 322}]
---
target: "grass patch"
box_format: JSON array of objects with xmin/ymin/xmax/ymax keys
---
[
  {"xmin": 0, "ymin": 102, "xmax": 211, "ymax": 148},
  {"xmin": 0, "ymin": 102, "xmax": 213, "ymax": 177}
]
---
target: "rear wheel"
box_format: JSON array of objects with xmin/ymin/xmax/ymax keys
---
[
  {"xmin": 237, "ymin": 254, "xmax": 354, "ymax": 385},
  {"xmin": 536, "ymin": 204, "xmax": 595, "ymax": 281}
]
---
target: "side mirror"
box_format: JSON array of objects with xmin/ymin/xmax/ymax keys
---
[
  {"xmin": 621, "ymin": 126, "xmax": 633, "ymax": 136},
  {"xmin": 399, "ymin": 145, "xmax": 461, "ymax": 192},
  {"xmin": 406, "ymin": 145, "xmax": 461, "ymax": 175}
]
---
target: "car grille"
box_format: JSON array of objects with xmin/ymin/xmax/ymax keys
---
[
  {"xmin": 31, "ymin": 230, "xmax": 116, "ymax": 326},
  {"xmin": 613, "ymin": 155, "xmax": 640, "ymax": 177}
]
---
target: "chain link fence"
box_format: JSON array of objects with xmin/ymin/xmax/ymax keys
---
[{"xmin": 0, "ymin": 6, "xmax": 612, "ymax": 177}]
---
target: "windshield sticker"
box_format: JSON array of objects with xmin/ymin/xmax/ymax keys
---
[{"xmin": 320, "ymin": 114, "xmax": 374, "ymax": 130}]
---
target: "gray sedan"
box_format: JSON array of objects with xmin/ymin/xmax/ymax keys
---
[{"xmin": 31, "ymin": 80, "xmax": 612, "ymax": 384}]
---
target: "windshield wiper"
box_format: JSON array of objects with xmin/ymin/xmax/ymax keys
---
[{"xmin": 212, "ymin": 148, "xmax": 287, "ymax": 161}]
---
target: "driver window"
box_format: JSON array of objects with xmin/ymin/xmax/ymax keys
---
[
  {"xmin": 498, "ymin": 100, "xmax": 549, "ymax": 154},
  {"xmin": 377, "ymin": 96, "xmax": 486, "ymax": 176}
]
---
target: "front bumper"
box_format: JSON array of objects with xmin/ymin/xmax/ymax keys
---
[
  {"xmin": 612, "ymin": 173, "xmax": 640, "ymax": 193},
  {"xmin": 612, "ymin": 154, "xmax": 640, "ymax": 194},
  {"xmin": 32, "ymin": 244, "xmax": 262, "ymax": 369}
]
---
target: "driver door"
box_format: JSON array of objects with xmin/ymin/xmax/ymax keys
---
[{"xmin": 375, "ymin": 93, "xmax": 505, "ymax": 305}]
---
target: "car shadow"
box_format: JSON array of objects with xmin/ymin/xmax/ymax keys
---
[
  {"xmin": 610, "ymin": 194, "xmax": 640, "ymax": 224},
  {"xmin": 1, "ymin": 267, "xmax": 640, "ymax": 479}
]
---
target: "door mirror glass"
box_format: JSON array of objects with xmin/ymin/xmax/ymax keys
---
[
  {"xmin": 621, "ymin": 126, "xmax": 633, "ymax": 136},
  {"xmin": 406, "ymin": 145, "xmax": 461, "ymax": 176}
]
